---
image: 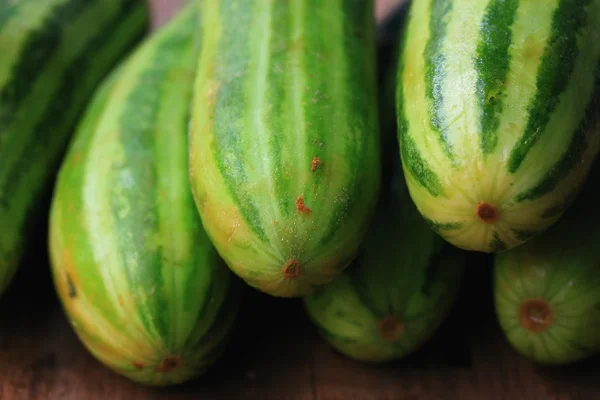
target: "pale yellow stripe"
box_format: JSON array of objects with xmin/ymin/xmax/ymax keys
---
[
  {"xmin": 49, "ymin": 194, "xmax": 156, "ymax": 364},
  {"xmin": 439, "ymin": 0, "xmax": 489, "ymax": 202},
  {"xmin": 191, "ymin": 1, "xmax": 280, "ymax": 283},
  {"xmin": 244, "ymin": 0, "xmax": 280, "ymax": 248},
  {"xmin": 401, "ymin": 0, "xmax": 447, "ymax": 188},
  {"xmin": 400, "ymin": 1, "xmax": 472, "ymax": 230},
  {"xmin": 82, "ymin": 43, "xmax": 163, "ymax": 349}
]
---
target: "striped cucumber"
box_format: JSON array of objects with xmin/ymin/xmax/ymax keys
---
[
  {"xmin": 494, "ymin": 161, "xmax": 600, "ymax": 364},
  {"xmin": 396, "ymin": 0, "xmax": 600, "ymax": 253},
  {"xmin": 304, "ymin": 154, "xmax": 465, "ymax": 363},
  {"xmin": 303, "ymin": 28, "xmax": 465, "ymax": 362},
  {"xmin": 189, "ymin": 0, "xmax": 382, "ymax": 297},
  {"xmin": 0, "ymin": 0, "xmax": 148, "ymax": 296},
  {"xmin": 48, "ymin": 3, "xmax": 240, "ymax": 386}
]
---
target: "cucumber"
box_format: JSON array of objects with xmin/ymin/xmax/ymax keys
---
[
  {"xmin": 494, "ymin": 161, "xmax": 600, "ymax": 364},
  {"xmin": 303, "ymin": 18, "xmax": 466, "ymax": 363},
  {"xmin": 189, "ymin": 0, "xmax": 382, "ymax": 298},
  {"xmin": 48, "ymin": 2, "xmax": 240, "ymax": 386},
  {"xmin": 396, "ymin": 0, "xmax": 600, "ymax": 253},
  {"xmin": 0, "ymin": 0, "xmax": 148, "ymax": 296},
  {"xmin": 303, "ymin": 153, "xmax": 465, "ymax": 363}
]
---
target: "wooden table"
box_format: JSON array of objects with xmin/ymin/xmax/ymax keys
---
[
  {"xmin": 2, "ymin": 1, "xmax": 600, "ymax": 399},
  {"xmin": 3, "ymin": 251, "xmax": 600, "ymax": 399}
]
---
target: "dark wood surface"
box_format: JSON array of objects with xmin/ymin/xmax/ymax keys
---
[
  {"xmin": 3, "ymin": 246, "xmax": 600, "ymax": 399},
  {"xmin": 2, "ymin": 1, "xmax": 600, "ymax": 399}
]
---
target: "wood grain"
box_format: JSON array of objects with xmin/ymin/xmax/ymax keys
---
[
  {"xmin": 3, "ymin": 247, "xmax": 599, "ymax": 400},
  {"xmin": 1, "ymin": 1, "xmax": 599, "ymax": 399}
]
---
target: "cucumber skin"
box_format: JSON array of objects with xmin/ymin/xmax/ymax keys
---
[
  {"xmin": 189, "ymin": 0, "xmax": 382, "ymax": 297},
  {"xmin": 397, "ymin": 0, "xmax": 600, "ymax": 253},
  {"xmin": 304, "ymin": 15, "xmax": 465, "ymax": 362},
  {"xmin": 0, "ymin": 0, "xmax": 149, "ymax": 297},
  {"xmin": 494, "ymin": 160, "xmax": 600, "ymax": 365},
  {"xmin": 48, "ymin": 3, "xmax": 241, "ymax": 386}
]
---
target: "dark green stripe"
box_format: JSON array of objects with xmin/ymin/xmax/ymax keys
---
[
  {"xmin": 348, "ymin": 225, "xmax": 418, "ymax": 320},
  {"xmin": 424, "ymin": 0, "xmax": 454, "ymax": 161},
  {"xmin": 33, "ymin": 0, "xmax": 143, "ymax": 151},
  {"xmin": 0, "ymin": 1, "xmax": 145, "ymax": 213},
  {"xmin": 66, "ymin": 273, "xmax": 77, "ymax": 298},
  {"xmin": 299, "ymin": 0, "xmax": 340, "ymax": 248},
  {"xmin": 397, "ymin": 9, "xmax": 443, "ymax": 198},
  {"xmin": 347, "ymin": 260, "xmax": 387, "ymax": 318},
  {"xmin": 490, "ymin": 231, "xmax": 506, "ymax": 252},
  {"xmin": 421, "ymin": 242, "xmax": 449, "ymax": 296},
  {"xmin": 211, "ymin": 0, "xmax": 268, "ymax": 244},
  {"xmin": 192, "ymin": 326, "xmax": 234, "ymax": 367},
  {"xmin": 424, "ymin": 217, "xmax": 462, "ymax": 234},
  {"xmin": 188, "ymin": 273, "xmax": 239, "ymax": 351},
  {"xmin": 111, "ymin": 14, "xmax": 195, "ymax": 342},
  {"xmin": 516, "ymin": 61, "xmax": 600, "ymax": 202},
  {"xmin": 308, "ymin": 285, "xmax": 366, "ymax": 326},
  {"xmin": 165, "ymin": 5, "xmax": 202, "ymax": 350},
  {"xmin": 476, "ymin": 0, "xmax": 519, "ymax": 154},
  {"xmin": 0, "ymin": 0, "xmax": 91, "ymax": 132},
  {"xmin": 301, "ymin": 0, "xmax": 331, "ymax": 206},
  {"xmin": 188, "ymin": 278, "xmax": 239, "ymax": 371},
  {"xmin": 319, "ymin": 0, "xmax": 377, "ymax": 248},
  {"xmin": 515, "ymin": 127, "xmax": 586, "ymax": 201},
  {"xmin": 186, "ymin": 271, "xmax": 218, "ymax": 350},
  {"xmin": 508, "ymin": 0, "xmax": 592, "ymax": 173},
  {"xmin": 399, "ymin": 127, "xmax": 443, "ymax": 197},
  {"xmin": 267, "ymin": 2, "xmax": 292, "ymax": 218},
  {"xmin": 182, "ymin": 222, "xmax": 218, "ymax": 317}
]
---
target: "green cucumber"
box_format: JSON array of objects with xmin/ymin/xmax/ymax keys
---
[
  {"xmin": 494, "ymin": 161, "xmax": 600, "ymax": 364},
  {"xmin": 0, "ymin": 0, "xmax": 148, "ymax": 296},
  {"xmin": 303, "ymin": 153, "xmax": 465, "ymax": 363},
  {"xmin": 189, "ymin": 0, "xmax": 382, "ymax": 298},
  {"xmin": 396, "ymin": 0, "xmax": 600, "ymax": 253},
  {"xmin": 303, "ymin": 20, "xmax": 466, "ymax": 362},
  {"xmin": 48, "ymin": 3, "xmax": 240, "ymax": 386}
]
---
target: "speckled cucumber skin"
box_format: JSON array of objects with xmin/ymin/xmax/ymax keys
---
[
  {"xmin": 48, "ymin": 3, "xmax": 241, "ymax": 386},
  {"xmin": 189, "ymin": 0, "xmax": 382, "ymax": 297},
  {"xmin": 304, "ymin": 22, "xmax": 466, "ymax": 362},
  {"xmin": 396, "ymin": 0, "xmax": 600, "ymax": 253}
]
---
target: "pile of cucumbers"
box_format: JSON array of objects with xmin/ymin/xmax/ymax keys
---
[{"xmin": 1, "ymin": 0, "xmax": 599, "ymax": 387}]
